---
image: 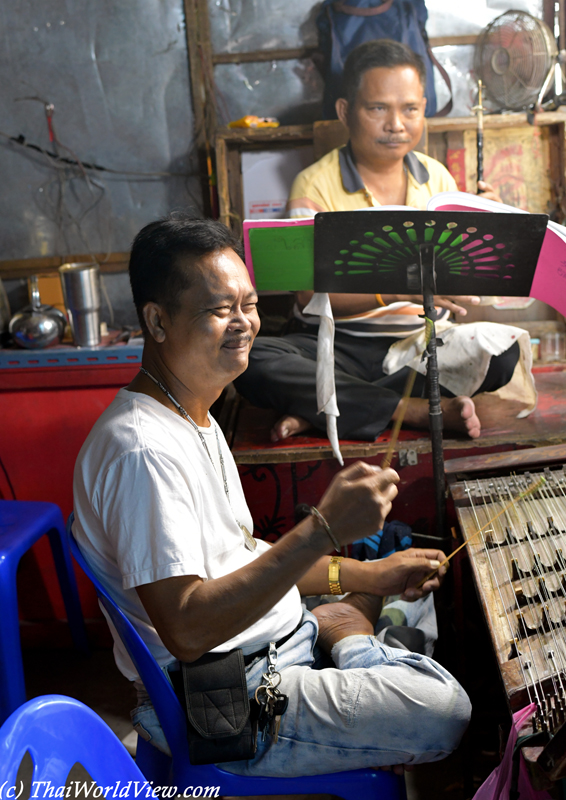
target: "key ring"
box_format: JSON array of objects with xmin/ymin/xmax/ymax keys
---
[
  {"xmin": 261, "ymin": 670, "xmax": 281, "ymax": 690},
  {"xmin": 255, "ymin": 684, "xmax": 268, "ymax": 703}
]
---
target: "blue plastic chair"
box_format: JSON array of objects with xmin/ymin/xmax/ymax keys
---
[
  {"xmin": 0, "ymin": 695, "xmax": 149, "ymax": 790},
  {"xmin": 0, "ymin": 501, "xmax": 89, "ymax": 725},
  {"xmin": 67, "ymin": 517, "xmax": 406, "ymax": 799}
]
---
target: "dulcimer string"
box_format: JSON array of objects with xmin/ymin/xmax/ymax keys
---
[
  {"xmin": 492, "ymin": 477, "xmax": 563, "ymax": 705},
  {"xmin": 504, "ymin": 476, "xmax": 566, "ymax": 697},
  {"xmin": 473, "ymin": 470, "xmax": 566, "ymax": 720},
  {"xmin": 415, "ymin": 477, "xmax": 547, "ymax": 589},
  {"xmin": 468, "ymin": 480, "xmax": 538, "ymax": 705},
  {"xmin": 467, "ymin": 477, "xmax": 541, "ymax": 708}
]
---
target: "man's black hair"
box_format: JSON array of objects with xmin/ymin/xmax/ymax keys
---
[
  {"xmin": 128, "ymin": 214, "xmax": 244, "ymax": 329},
  {"xmin": 340, "ymin": 39, "xmax": 426, "ymax": 106}
]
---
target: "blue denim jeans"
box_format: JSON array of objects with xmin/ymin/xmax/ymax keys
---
[{"xmin": 131, "ymin": 594, "xmax": 470, "ymax": 776}]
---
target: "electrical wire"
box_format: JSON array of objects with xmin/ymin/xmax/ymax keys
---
[
  {"xmin": 3, "ymin": 97, "xmax": 203, "ymax": 329},
  {"xmin": 0, "ymin": 130, "xmax": 198, "ymax": 178}
]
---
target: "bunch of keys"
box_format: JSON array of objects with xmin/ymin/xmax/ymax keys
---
[{"xmin": 254, "ymin": 642, "xmax": 289, "ymax": 744}]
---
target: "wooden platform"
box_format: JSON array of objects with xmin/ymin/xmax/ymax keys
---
[
  {"xmin": 230, "ymin": 365, "xmax": 566, "ymax": 544},
  {"xmin": 231, "ymin": 365, "xmax": 566, "ymax": 464}
]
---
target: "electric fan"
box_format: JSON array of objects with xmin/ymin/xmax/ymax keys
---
[{"xmin": 475, "ymin": 10, "xmax": 557, "ymax": 111}]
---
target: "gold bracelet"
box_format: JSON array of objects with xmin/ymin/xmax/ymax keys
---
[
  {"xmin": 328, "ymin": 555, "xmax": 344, "ymax": 595},
  {"xmin": 375, "ymin": 293, "xmax": 386, "ymax": 307}
]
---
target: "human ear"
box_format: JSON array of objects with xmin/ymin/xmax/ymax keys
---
[
  {"xmin": 335, "ymin": 98, "xmax": 350, "ymax": 128},
  {"xmin": 143, "ymin": 302, "xmax": 167, "ymax": 343}
]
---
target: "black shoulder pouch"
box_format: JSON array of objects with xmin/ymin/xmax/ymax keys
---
[{"xmin": 172, "ymin": 649, "xmax": 257, "ymax": 765}]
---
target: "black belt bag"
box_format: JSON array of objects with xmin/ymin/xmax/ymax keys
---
[{"xmin": 172, "ymin": 649, "xmax": 257, "ymax": 765}]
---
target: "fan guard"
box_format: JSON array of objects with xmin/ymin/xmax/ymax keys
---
[{"xmin": 475, "ymin": 10, "xmax": 557, "ymax": 110}]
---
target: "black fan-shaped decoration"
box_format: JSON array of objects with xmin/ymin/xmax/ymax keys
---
[{"xmin": 475, "ymin": 10, "xmax": 557, "ymax": 110}]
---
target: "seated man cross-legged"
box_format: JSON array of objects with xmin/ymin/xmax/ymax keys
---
[
  {"xmin": 73, "ymin": 216, "xmax": 470, "ymax": 777},
  {"xmin": 235, "ymin": 39, "xmax": 536, "ymax": 444}
]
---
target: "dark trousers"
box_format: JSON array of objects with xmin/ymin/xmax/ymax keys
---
[{"xmin": 235, "ymin": 329, "xmax": 521, "ymax": 441}]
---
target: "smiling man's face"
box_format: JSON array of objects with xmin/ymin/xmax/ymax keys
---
[
  {"xmin": 339, "ymin": 65, "xmax": 426, "ymax": 165},
  {"xmin": 162, "ymin": 248, "xmax": 260, "ymax": 389}
]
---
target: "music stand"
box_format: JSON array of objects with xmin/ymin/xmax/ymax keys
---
[{"xmin": 314, "ymin": 209, "xmax": 547, "ymax": 536}]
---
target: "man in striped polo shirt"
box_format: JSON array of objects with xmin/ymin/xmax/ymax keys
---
[{"xmin": 235, "ymin": 40, "xmax": 533, "ymax": 443}]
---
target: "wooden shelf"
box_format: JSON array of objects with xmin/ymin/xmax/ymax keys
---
[
  {"xmin": 427, "ymin": 110, "xmax": 566, "ymax": 132},
  {"xmin": 0, "ymin": 252, "xmax": 129, "ymax": 280}
]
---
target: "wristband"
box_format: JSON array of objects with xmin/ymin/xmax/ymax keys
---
[
  {"xmin": 310, "ymin": 506, "xmax": 340, "ymax": 551},
  {"xmin": 375, "ymin": 293, "xmax": 386, "ymax": 307},
  {"xmin": 328, "ymin": 555, "xmax": 344, "ymax": 595}
]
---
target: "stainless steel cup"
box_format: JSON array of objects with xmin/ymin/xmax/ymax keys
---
[{"xmin": 59, "ymin": 262, "xmax": 101, "ymax": 347}]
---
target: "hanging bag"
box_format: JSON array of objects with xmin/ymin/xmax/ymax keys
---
[
  {"xmin": 316, "ymin": 0, "xmax": 452, "ymax": 119},
  {"xmin": 171, "ymin": 649, "xmax": 258, "ymax": 765},
  {"xmin": 473, "ymin": 704, "xmax": 552, "ymax": 800}
]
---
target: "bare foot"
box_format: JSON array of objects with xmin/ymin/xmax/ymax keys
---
[
  {"xmin": 399, "ymin": 396, "xmax": 481, "ymax": 438},
  {"xmin": 271, "ymin": 414, "xmax": 311, "ymax": 442},
  {"xmin": 441, "ymin": 396, "xmax": 481, "ymax": 438},
  {"xmin": 312, "ymin": 593, "xmax": 384, "ymax": 655}
]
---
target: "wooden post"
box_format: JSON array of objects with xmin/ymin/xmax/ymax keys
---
[
  {"xmin": 182, "ymin": 0, "xmax": 218, "ymax": 215},
  {"xmin": 215, "ymin": 137, "xmax": 230, "ymax": 228}
]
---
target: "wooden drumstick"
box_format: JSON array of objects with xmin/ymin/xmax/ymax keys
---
[
  {"xmin": 415, "ymin": 477, "xmax": 546, "ymax": 588},
  {"xmin": 381, "ymin": 368, "xmax": 417, "ymax": 470},
  {"xmin": 381, "ymin": 318, "xmax": 433, "ymax": 470}
]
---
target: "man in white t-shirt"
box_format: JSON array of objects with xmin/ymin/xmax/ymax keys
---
[{"xmin": 73, "ymin": 215, "xmax": 470, "ymax": 777}]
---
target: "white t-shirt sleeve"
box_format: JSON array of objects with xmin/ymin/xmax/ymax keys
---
[{"xmin": 96, "ymin": 448, "xmax": 208, "ymax": 590}]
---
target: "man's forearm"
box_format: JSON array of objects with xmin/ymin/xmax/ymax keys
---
[
  {"xmin": 141, "ymin": 516, "xmax": 332, "ymax": 662},
  {"xmin": 297, "ymin": 291, "xmax": 383, "ymax": 315},
  {"xmin": 297, "ymin": 556, "xmax": 379, "ymax": 596},
  {"xmin": 296, "ymin": 291, "xmax": 413, "ymax": 316},
  {"xmin": 138, "ymin": 461, "xmax": 400, "ymax": 662}
]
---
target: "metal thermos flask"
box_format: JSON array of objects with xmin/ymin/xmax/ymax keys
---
[{"xmin": 59, "ymin": 262, "xmax": 101, "ymax": 347}]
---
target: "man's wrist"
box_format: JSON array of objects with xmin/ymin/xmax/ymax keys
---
[
  {"xmin": 294, "ymin": 513, "xmax": 337, "ymax": 556},
  {"xmin": 336, "ymin": 558, "xmax": 372, "ymax": 594},
  {"xmin": 341, "ymin": 559, "xmax": 387, "ymax": 595}
]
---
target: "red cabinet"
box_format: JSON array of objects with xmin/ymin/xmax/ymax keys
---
[{"xmin": 0, "ymin": 355, "xmax": 139, "ymax": 646}]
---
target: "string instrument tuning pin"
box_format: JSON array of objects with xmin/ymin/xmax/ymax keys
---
[
  {"xmin": 532, "ymin": 553, "xmax": 545, "ymax": 576},
  {"xmin": 542, "ymin": 604, "xmax": 553, "ymax": 632},
  {"xmin": 554, "ymin": 548, "xmax": 566, "ymax": 572},
  {"xmin": 527, "ymin": 521, "xmax": 539, "ymax": 540},
  {"xmin": 505, "ymin": 526, "xmax": 518, "ymax": 545},
  {"xmin": 514, "ymin": 585, "xmax": 526, "ymax": 607},
  {"xmin": 538, "ymin": 578, "xmax": 550, "ymax": 602},
  {"xmin": 517, "ymin": 611, "xmax": 537, "ymax": 639},
  {"xmin": 551, "ymin": 700, "xmax": 559, "ymax": 732}
]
